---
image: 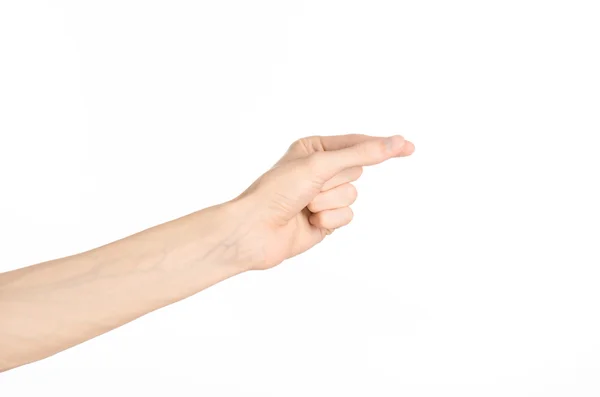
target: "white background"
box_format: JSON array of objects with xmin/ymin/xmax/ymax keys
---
[{"xmin": 1, "ymin": 0, "xmax": 599, "ymax": 395}]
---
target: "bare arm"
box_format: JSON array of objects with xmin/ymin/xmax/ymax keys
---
[
  {"xmin": 0, "ymin": 134, "xmax": 414, "ymax": 372},
  {"xmin": 0, "ymin": 203, "xmax": 248, "ymax": 371}
]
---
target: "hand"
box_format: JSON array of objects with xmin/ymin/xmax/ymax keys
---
[
  {"xmin": 0, "ymin": 133, "xmax": 413, "ymax": 371},
  {"xmin": 231, "ymin": 134, "xmax": 415, "ymax": 270},
  {"xmin": 0, "ymin": 133, "xmax": 413, "ymax": 370}
]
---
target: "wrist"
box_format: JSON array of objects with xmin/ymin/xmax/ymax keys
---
[{"xmin": 182, "ymin": 199, "xmax": 259, "ymax": 275}]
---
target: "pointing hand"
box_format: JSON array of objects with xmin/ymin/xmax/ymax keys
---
[{"xmin": 232, "ymin": 134, "xmax": 415, "ymax": 270}]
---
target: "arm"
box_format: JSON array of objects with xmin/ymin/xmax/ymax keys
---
[
  {"xmin": 0, "ymin": 203, "xmax": 248, "ymax": 371},
  {"xmin": 0, "ymin": 134, "xmax": 414, "ymax": 372}
]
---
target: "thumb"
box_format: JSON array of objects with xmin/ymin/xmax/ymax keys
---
[{"xmin": 311, "ymin": 135, "xmax": 407, "ymax": 181}]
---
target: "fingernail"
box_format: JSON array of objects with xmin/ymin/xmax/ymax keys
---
[{"xmin": 384, "ymin": 135, "xmax": 405, "ymax": 152}]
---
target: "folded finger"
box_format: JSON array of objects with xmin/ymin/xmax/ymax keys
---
[
  {"xmin": 308, "ymin": 207, "xmax": 354, "ymax": 229},
  {"xmin": 321, "ymin": 166, "xmax": 363, "ymax": 191},
  {"xmin": 308, "ymin": 183, "xmax": 357, "ymax": 213}
]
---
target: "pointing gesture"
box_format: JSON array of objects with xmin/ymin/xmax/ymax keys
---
[
  {"xmin": 0, "ymin": 133, "xmax": 415, "ymax": 371},
  {"xmin": 235, "ymin": 134, "xmax": 415, "ymax": 269}
]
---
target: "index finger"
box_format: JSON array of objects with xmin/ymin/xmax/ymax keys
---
[
  {"xmin": 312, "ymin": 135, "xmax": 411, "ymax": 180},
  {"xmin": 315, "ymin": 134, "xmax": 381, "ymax": 151}
]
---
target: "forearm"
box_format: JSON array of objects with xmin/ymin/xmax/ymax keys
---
[{"xmin": 0, "ymin": 202, "xmax": 247, "ymax": 371}]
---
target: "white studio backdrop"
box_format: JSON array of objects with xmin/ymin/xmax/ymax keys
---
[{"xmin": 1, "ymin": 1, "xmax": 599, "ymax": 396}]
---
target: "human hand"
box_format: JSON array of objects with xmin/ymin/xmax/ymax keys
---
[
  {"xmin": 0, "ymin": 134, "xmax": 413, "ymax": 371},
  {"xmin": 0, "ymin": 133, "xmax": 414, "ymax": 371},
  {"xmin": 230, "ymin": 134, "xmax": 415, "ymax": 270}
]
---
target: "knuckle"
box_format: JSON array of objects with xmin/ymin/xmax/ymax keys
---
[
  {"xmin": 293, "ymin": 135, "xmax": 322, "ymax": 153},
  {"xmin": 290, "ymin": 137, "xmax": 310, "ymax": 153},
  {"xmin": 304, "ymin": 135, "xmax": 324, "ymax": 151},
  {"xmin": 289, "ymin": 139, "xmax": 302, "ymax": 151}
]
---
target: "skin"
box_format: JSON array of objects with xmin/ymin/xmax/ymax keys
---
[{"xmin": 0, "ymin": 134, "xmax": 415, "ymax": 372}]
